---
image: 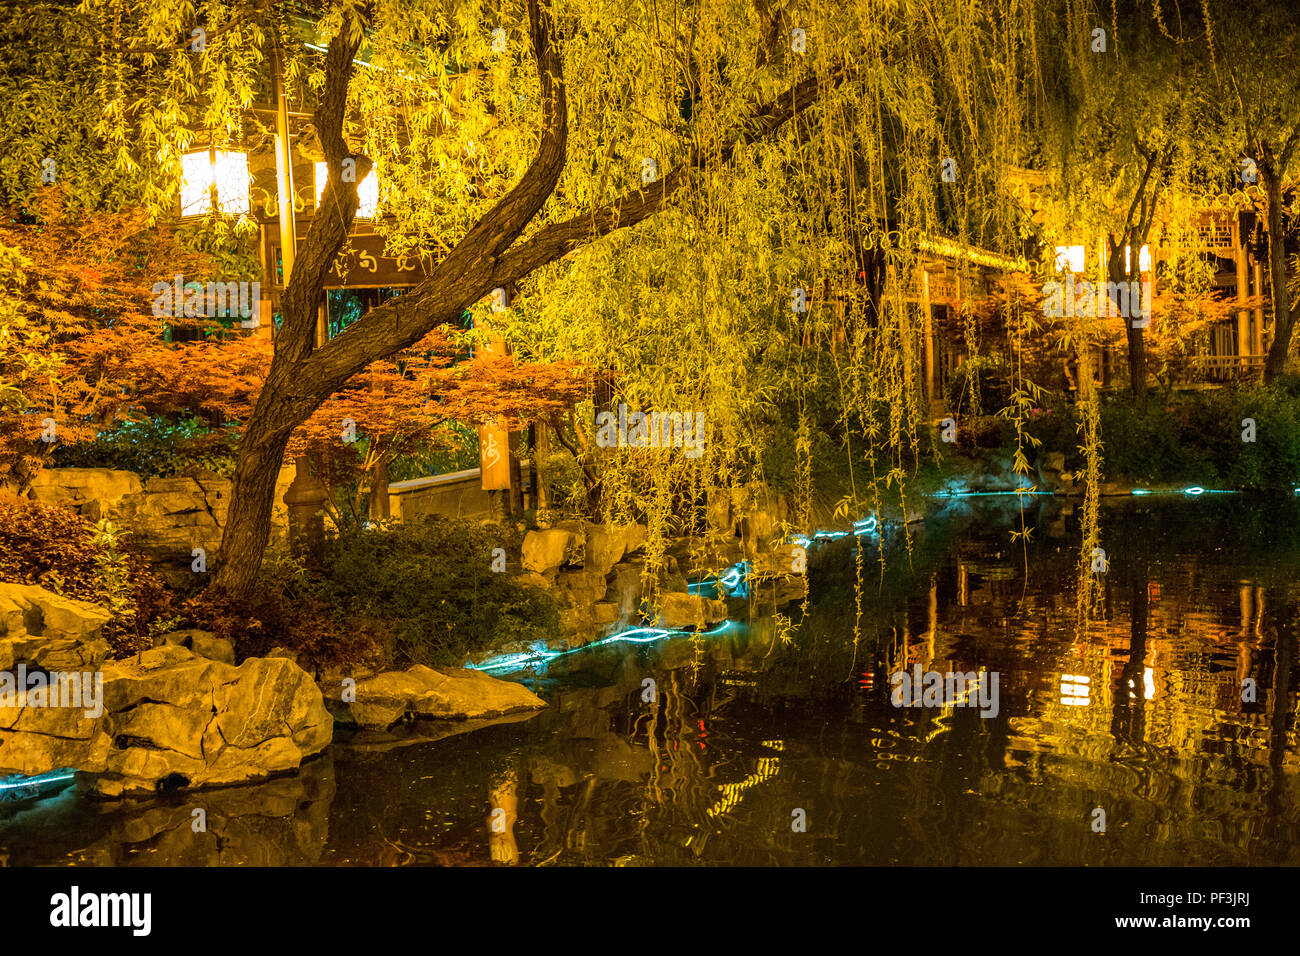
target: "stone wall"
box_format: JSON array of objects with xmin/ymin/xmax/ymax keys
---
[
  {"xmin": 25, "ymin": 465, "xmax": 295, "ymax": 583},
  {"xmin": 387, "ymin": 468, "xmax": 497, "ymax": 523}
]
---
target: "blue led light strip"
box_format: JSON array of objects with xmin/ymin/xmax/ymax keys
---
[{"xmin": 469, "ymin": 620, "xmax": 737, "ymax": 673}]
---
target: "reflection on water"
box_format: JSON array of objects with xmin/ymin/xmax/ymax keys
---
[{"xmin": 2, "ymin": 495, "xmax": 1299, "ymax": 866}]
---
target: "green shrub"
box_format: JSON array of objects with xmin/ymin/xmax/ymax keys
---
[
  {"xmin": 541, "ymin": 449, "xmax": 589, "ymax": 513},
  {"xmin": 1020, "ymin": 386, "xmax": 1300, "ymax": 489},
  {"xmin": 954, "ymin": 414, "xmax": 1015, "ymax": 450},
  {"xmin": 54, "ymin": 415, "xmax": 239, "ymax": 479},
  {"xmin": 317, "ymin": 517, "xmax": 558, "ymax": 666},
  {"xmin": 949, "ymin": 353, "xmax": 1013, "ymax": 416}
]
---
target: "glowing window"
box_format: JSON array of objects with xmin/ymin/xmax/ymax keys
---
[
  {"xmin": 1124, "ymin": 245, "xmax": 1152, "ymax": 273},
  {"xmin": 1054, "ymin": 245, "xmax": 1085, "ymax": 274},
  {"xmin": 1061, "ymin": 673, "xmax": 1091, "ymax": 706}
]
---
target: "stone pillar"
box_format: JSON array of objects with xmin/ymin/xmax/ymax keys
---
[{"xmin": 284, "ymin": 461, "xmax": 328, "ymax": 565}]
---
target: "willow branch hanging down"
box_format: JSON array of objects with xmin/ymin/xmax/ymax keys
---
[{"xmin": 301, "ymin": 64, "xmax": 845, "ymax": 394}]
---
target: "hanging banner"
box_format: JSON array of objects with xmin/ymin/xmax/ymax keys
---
[
  {"xmin": 478, "ymin": 424, "xmax": 511, "ymax": 490},
  {"xmin": 475, "ymin": 302, "xmax": 513, "ymax": 491}
]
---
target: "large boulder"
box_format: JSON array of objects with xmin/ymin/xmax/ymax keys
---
[
  {"xmin": 28, "ymin": 465, "xmax": 294, "ymax": 566},
  {"xmin": 0, "ymin": 641, "xmax": 332, "ymax": 797},
  {"xmin": 521, "ymin": 528, "xmax": 574, "ymax": 575},
  {"xmin": 605, "ymin": 563, "xmax": 645, "ymax": 619},
  {"xmin": 739, "ymin": 510, "xmax": 775, "ymax": 558},
  {"xmin": 115, "ymin": 473, "xmax": 231, "ymax": 557},
  {"xmin": 0, "ymin": 582, "xmax": 112, "ymax": 671},
  {"xmin": 583, "ymin": 522, "xmax": 648, "ymax": 575},
  {"xmin": 655, "ymin": 593, "xmax": 728, "ymax": 629},
  {"xmin": 555, "ymin": 568, "xmax": 608, "ymax": 608},
  {"xmin": 27, "ymin": 468, "xmax": 143, "ymax": 519},
  {"xmin": 328, "ymin": 665, "xmax": 546, "ymax": 731},
  {"xmin": 731, "ymin": 483, "xmax": 790, "ymax": 557}
]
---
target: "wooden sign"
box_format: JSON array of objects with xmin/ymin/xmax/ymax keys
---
[
  {"xmin": 478, "ymin": 424, "xmax": 511, "ymax": 490},
  {"xmin": 475, "ymin": 312, "xmax": 513, "ymax": 492},
  {"xmin": 264, "ymin": 229, "xmax": 432, "ymax": 289}
]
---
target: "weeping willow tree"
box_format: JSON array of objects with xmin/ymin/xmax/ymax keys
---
[
  {"xmin": 22, "ymin": 0, "xmax": 1050, "ymax": 601},
  {"xmin": 15, "ymin": 0, "xmax": 1255, "ymax": 619}
]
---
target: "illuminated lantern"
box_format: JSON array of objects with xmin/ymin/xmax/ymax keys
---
[{"xmin": 180, "ymin": 149, "xmax": 250, "ymax": 216}]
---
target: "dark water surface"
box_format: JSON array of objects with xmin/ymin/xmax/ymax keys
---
[{"xmin": 3, "ymin": 495, "xmax": 1299, "ymax": 866}]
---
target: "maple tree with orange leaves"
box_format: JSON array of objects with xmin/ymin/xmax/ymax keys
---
[
  {"xmin": 290, "ymin": 339, "xmax": 583, "ymax": 525},
  {"xmin": 1, "ymin": 189, "xmax": 585, "ymax": 505}
]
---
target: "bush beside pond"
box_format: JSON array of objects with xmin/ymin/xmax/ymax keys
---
[
  {"xmin": 939, "ymin": 386, "xmax": 1300, "ymax": 491},
  {"xmin": 182, "ymin": 516, "xmax": 559, "ymax": 672}
]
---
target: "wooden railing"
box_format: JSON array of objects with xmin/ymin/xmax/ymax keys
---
[{"xmin": 1190, "ymin": 354, "xmax": 1266, "ymax": 381}]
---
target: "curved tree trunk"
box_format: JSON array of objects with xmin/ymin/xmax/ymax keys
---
[
  {"xmin": 215, "ymin": 413, "xmax": 296, "ymax": 597},
  {"xmin": 209, "ymin": 0, "xmax": 836, "ymax": 599}
]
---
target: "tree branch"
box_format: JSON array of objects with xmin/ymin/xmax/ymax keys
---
[
  {"xmin": 276, "ymin": 12, "xmax": 366, "ymax": 363},
  {"xmin": 495, "ymin": 68, "xmax": 837, "ymax": 285},
  {"xmin": 297, "ymin": 38, "xmax": 839, "ymax": 408},
  {"xmin": 295, "ymin": 0, "xmax": 567, "ymax": 396}
]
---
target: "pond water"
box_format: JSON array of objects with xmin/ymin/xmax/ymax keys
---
[{"xmin": 3, "ymin": 494, "xmax": 1299, "ymax": 866}]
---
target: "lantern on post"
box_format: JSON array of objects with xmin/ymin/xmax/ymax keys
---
[
  {"xmin": 179, "ymin": 148, "xmax": 251, "ymax": 217},
  {"xmin": 282, "ymin": 461, "xmax": 329, "ymax": 567}
]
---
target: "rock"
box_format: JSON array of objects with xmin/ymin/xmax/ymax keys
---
[
  {"xmin": 592, "ymin": 602, "xmax": 622, "ymax": 627},
  {"xmin": 0, "ymin": 582, "xmax": 112, "ymax": 671},
  {"xmin": 26, "ymin": 468, "xmax": 143, "ymax": 519},
  {"xmin": 340, "ymin": 712, "xmax": 539, "ymax": 754},
  {"xmin": 605, "ymin": 563, "xmax": 645, "ymax": 618},
  {"xmin": 707, "ymin": 488, "xmax": 735, "ymax": 535},
  {"xmin": 557, "ymin": 606, "xmax": 595, "ymax": 639},
  {"xmin": 513, "ymin": 571, "xmax": 553, "ymax": 590},
  {"xmin": 0, "ymin": 644, "xmax": 332, "ymax": 796},
  {"xmin": 552, "ymin": 519, "xmax": 588, "ymax": 548},
  {"xmin": 660, "ymin": 568, "xmax": 689, "ymax": 595},
  {"xmin": 673, "ymin": 535, "xmax": 745, "ymax": 575},
  {"xmin": 655, "ymin": 593, "xmax": 728, "ymax": 629},
  {"xmin": 329, "ymin": 665, "xmax": 546, "ymax": 730},
  {"xmin": 1042, "ymin": 451, "xmax": 1066, "ymax": 474},
  {"xmin": 732, "ymin": 483, "xmax": 789, "ymax": 556},
  {"xmin": 115, "ymin": 473, "xmax": 231, "ymax": 560},
  {"xmin": 739, "ymin": 510, "xmax": 776, "ymax": 558},
  {"xmin": 584, "ymin": 522, "xmax": 648, "ymax": 575},
  {"xmin": 265, "ymin": 645, "xmax": 300, "ymax": 666},
  {"xmin": 555, "ymin": 568, "xmax": 608, "ymax": 608},
  {"xmin": 748, "ymin": 545, "xmax": 804, "ymax": 578},
  {"xmin": 521, "ymin": 529, "xmax": 574, "ymax": 575},
  {"xmin": 156, "ymin": 629, "xmax": 236, "ymax": 665}
]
